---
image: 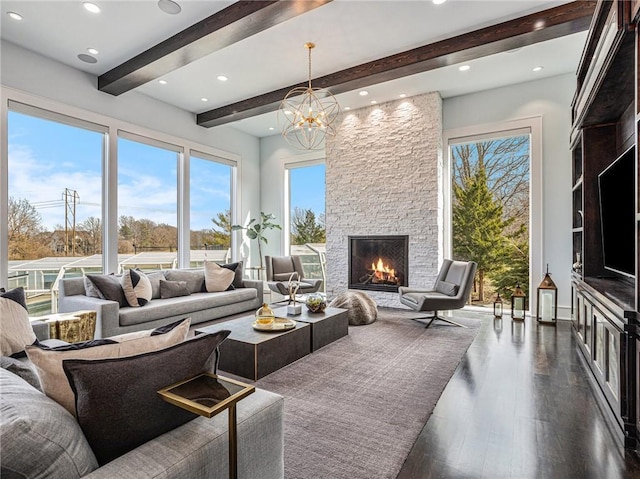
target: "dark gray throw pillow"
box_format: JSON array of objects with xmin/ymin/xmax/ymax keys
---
[
  {"xmin": 159, "ymin": 280, "xmax": 190, "ymax": 299},
  {"xmin": 85, "ymin": 274, "xmax": 127, "ymax": 307},
  {"xmin": 163, "ymin": 270, "xmax": 205, "ymax": 294},
  {"xmin": 435, "ymin": 280, "xmax": 459, "ymax": 296},
  {"xmin": 62, "ymin": 330, "xmax": 231, "ymax": 466}
]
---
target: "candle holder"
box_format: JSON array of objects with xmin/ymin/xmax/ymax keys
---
[{"xmin": 536, "ymin": 265, "xmax": 557, "ymax": 325}]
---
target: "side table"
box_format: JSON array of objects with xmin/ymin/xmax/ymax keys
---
[
  {"xmin": 158, "ymin": 373, "xmax": 255, "ymax": 479},
  {"xmin": 34, "ymin": 310, "xmax": 97, "ymax": 342}
]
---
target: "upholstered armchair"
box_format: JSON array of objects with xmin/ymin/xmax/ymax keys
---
[
  {"xmin": 265, "ymin": 255, "xmax": 322, "ymax": 301},
  {"xmin": 398, "ymin": 259, "xmax": 477, "ymax": 328}
]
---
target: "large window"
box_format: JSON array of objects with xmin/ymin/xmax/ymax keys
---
[
  {"xmin": 287, "ymin": 162, "xmax": 326, "ymax": 285},
  {"xmin": 189, "ymin": 152, "xmax": 234, "ymax": 266},
  {"xmin": 117, "ymin": 134, "xmax": 180, "ymax": 271},
  {"xmin": 7, "ymin": 106, "xmax": 105, "ymax": 315},
  {"xmin": 3, "ymin": 96, "xmax": 241, "ymax": 314},
  {"xmin": 449, "ymin": 131, "xmax": 531, "ymax": 307}
]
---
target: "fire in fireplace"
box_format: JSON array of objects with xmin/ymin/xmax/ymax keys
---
[{"xmin": 348, "ymin": 235, "xmax": 408, "ymax": 292}]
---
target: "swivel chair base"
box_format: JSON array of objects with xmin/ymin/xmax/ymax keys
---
[{"xmin": 412, "ymin": 312, "xmax": 468, "ymax": 329}]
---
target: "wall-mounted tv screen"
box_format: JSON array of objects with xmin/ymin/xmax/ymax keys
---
[{"xmin": 598, "ymin": 146, "xmax": 635, "ymax": 279}]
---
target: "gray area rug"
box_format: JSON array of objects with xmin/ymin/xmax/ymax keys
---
[{"xmin": 255, "ymin": 307, "xmax": 481, "ymax": 479}]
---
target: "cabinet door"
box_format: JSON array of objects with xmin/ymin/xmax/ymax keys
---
[
  {"xmin": 594, "ymin": 310, "xmax": 606, "ymax": 376},
  {"xmin": 637, "ymin": 338, "xmax": 640, "ymax": 434},
  {"xmin": 572, "ymin": 285, "xmax": 580, "ymax": 331},
  {"xmin": 583, "ymin": 299, "xmax": 593, "ymax": 353}
]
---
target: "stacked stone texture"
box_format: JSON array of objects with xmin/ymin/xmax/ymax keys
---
[{"xmin": 325, "ymin": 92, "xmax": 443, "ymax": 307}]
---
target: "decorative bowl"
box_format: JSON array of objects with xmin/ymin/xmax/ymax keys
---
[{"xmin": 306, "ymin": 294, "xmax": 327, "ymax": 313}]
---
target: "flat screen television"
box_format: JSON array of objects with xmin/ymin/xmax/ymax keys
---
[{"xmin": 597, "ymin": 146, "xmax": 636, "ymax": 279}]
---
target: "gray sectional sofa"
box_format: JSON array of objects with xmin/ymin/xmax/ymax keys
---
[
  {"xmin": 1, "ymin": 325, "xmax": 285, "ymax": 479},
  {"xmin": 58, "ymin": 268, "xmax": 263, "ymax": 339}
]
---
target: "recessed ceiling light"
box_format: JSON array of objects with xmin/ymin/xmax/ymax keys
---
[
  {"xmin": 158, "ymin": 0, "xmax": 182, "ymax": 15},
  {"xmin": 82, "ymin": 2, "xmax": 101, "ymax": 14},
  {"xmin": 533, "ymin": 20, "xmax": 545, "ymax": 30},
  {"xmin": 268, "ymin": 127, "xmax": 275, "ymax": 131},
  {"xmin": 399, "ymin": 94, "xmax": 407, "ymax": 98},
  {"xmin": 77, "ymin": 54, "xmax": 97, "ymax": 64},
  {"xmin": 458, "ymin": 65, "xmax": 470, "ymax": 72},
  {"xmin": 201, "ymin": 98, "xmax": 208, "ymax": 102},
  {"xmin": 158, "ymin": 80, "xmax": 167, "ymax": 85},
  {"xmin": 370, "ymin": 100, "xmax": 377, "ymax": 105},
  {"xmin": 217, "ymin": 75, "xmax": 228, "ymax": 82},
  {"xmin": 87, "ymin": 48, "xmax": 99, "ymax": 55},
  {"xmin": 7, "ymin": 11, "xmax": 23, "ymax": 21},
  {"xmin": 344, "ymin": 107, "xmax": 351, "ymax": 111},
  {"xmin": 433, "ymin": 0, "xmax": 447, "ymax": 4},
  {"xmin": 359, "ymin": 91, "xmax": 369, "ymax": 96},
  {"xmin": 533, "ymin": 66, "xmax": 544, "ymax": 72}
]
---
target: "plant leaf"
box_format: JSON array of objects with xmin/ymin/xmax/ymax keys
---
[{"xmin": 247, "ymin": 230, "xmax": 258, "ymax": 240}]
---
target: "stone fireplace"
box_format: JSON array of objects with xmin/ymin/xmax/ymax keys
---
[
  {"xmin": 348, "ymin": 235, "xmax": 408, "ymax": 292},
  {"xmin": 325, "ymin": 92, "xmax": 443, "ymax": 307}
]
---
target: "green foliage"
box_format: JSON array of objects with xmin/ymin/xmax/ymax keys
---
[
  {"xmin": 204, "ymin": 210, "xmax": 232, "ymax": 248},
  {"xmin": 452, "ymin": 168, "xmax": 512, "ymax": 274},
  {"xmin": 491, "ymin": 224, "xmax": 530, "ymax": 301},
  {"xmin": 232, "ymin": 212, "xmax": 282, "ymax": 268},
  {"xmin": 290, "ymin": 207, "xmax": 325, "ymax": 245}
]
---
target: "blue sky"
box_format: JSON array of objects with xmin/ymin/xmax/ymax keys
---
[{"xmin": 8, "ymin": 111, "xmax": 325, "ymax": 232}]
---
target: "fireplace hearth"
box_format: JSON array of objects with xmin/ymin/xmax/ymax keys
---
[{"xmin": 348, "ymin": 235, "xmax": 408, "ymax": 292}]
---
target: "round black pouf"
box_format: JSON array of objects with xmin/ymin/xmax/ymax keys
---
[{"xmin": 329, "ymin": 291, "xmax": 378, "ymax": 325}]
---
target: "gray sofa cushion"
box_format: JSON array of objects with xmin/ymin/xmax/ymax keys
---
[
  {"xmin": 0, "ymin": 368, "xmax": 99, "ymax": 478},
  {"xmin": 80, "ymin": 388, "xmax": 284, "ymax": 479},
  {"xmin": 147, "ymin": 271, "xmax": 166, "ymax": 299},
  {"xmin": 119, "ymin": 289, "xmax": 258, "ymax": 327},
  {"xmin": 63, "ymin": 331, "xmax": 230, "ymax": 466},
  {"xmin": 164, "ymin": 270, "xmax": 205, "ymax": 294}
]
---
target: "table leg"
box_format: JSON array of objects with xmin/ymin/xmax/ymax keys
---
[{"xmin": 228, "ymin": 404, "xmax": 237, "ymax": 479}]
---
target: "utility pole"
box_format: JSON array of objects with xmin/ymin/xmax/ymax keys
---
[{"xmin": 63, "ymin": 188, "xmax": 79, "ymax": 255}]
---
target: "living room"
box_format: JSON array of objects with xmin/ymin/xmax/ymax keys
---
[{"xmin": 2, "ymin": 1, "xmax": 640, "ymax": 478}]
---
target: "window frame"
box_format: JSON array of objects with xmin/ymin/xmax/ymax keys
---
[
  {"xmin": 1, "ymin": 86, "xmax": 240, "ymax": 289},
  {"xmin": 443, "ymin": 116, "xmax": 543, "ymax": 309}
]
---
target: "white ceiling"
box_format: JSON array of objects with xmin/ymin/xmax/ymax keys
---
[{"xmin": 0, "ymin": 0, "xmax": 587, "ymax": 138}]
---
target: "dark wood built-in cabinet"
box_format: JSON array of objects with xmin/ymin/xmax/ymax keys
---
[{"xmin": 570, "ymin": 0, "xmax": 640, "ymax": 449}]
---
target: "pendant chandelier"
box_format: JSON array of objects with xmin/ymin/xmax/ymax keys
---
[{"xmin": 278, "ymin": 42, "xmax": 340, "ymax": 150}]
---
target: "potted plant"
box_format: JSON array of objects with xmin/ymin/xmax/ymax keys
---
[{"xmin": 231, "ymin": 212, "xmax": 281, "ymax": 270}]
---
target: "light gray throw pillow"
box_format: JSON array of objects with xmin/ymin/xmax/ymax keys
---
[{"xmin": 0, "ymin": 368, "xmax": 99, "ymax": 478}]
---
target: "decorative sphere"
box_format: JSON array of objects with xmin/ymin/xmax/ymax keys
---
[{"xmin": 306, "ymin": 293, "xmax": 327, "ymax": 313}]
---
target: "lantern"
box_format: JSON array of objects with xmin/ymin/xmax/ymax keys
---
[
  {"xmin": 511, "ymin": 282, "xmax": 526, "ymax": 321},
  {"xmin": 536, "ymin": 265, "xmax": 558, "ymax": 325},
  {"xmin": 493, "ymin": 293, "xmax": 503, "ymax": 318}
]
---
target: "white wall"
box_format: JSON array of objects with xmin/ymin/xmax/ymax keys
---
[
  {"xmin": 444, "ymin": 73, "xmax": 575, "ymax": 318},
  {"xmin": 1, "ymin": 40, "xmax": 261, "ymax": 268}
]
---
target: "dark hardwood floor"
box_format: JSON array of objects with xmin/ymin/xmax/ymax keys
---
[{"xmin": 396, "ymin": 313, "xmax": 640, "ymax": 479}]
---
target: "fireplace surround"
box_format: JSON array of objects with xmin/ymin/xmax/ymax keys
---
[{"xmin": 348, "ymin": 235, "xmax": 409, "ymax": 293}]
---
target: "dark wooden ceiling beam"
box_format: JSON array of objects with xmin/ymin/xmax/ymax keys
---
[
  {"xmin": 98, "ymin": 0, "xmax": 332, "ymax": 96},
  {"xmin": 197, "ymin": 1, "xmax": 596, "ymax": 128}
]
